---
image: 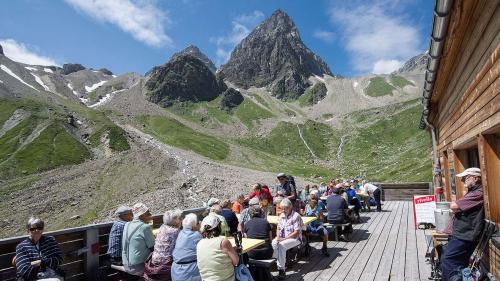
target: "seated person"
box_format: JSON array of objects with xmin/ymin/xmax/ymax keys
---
[
  {"xmin": 345, "ymin": 183, "xmax": 362, "ymax": 218},
  {"xmin": 107, "ymin": 206, "xmax": 133, "ymax": 265},
  {"xmin": 272, "ymin": 199, "xmax": 303, "ymax": 280},
  {"xmin": 122, "ymin": 203, "xmax": 155, "ymax": 276},
  {"xmin": 259, "ymin": 194, "xmax": 273, "ymax": 217},
  {"xmin": 197, "ymin": 215, "xmax": 239, "ymax": 281},
  {"xmin": 238, "ymin": 197, "xmax": 260, "ymax": 232},
  {"xmin": 304, "ymin": 196, "xmax": 329, "ymax": 256},
  {"xmin": 220, "ymin": 199, "xmax": 239, "ymax": 235},
  {"xmin": 326, "ymin": 188, "xmax": 353, "ymax": 240},
  {"xmin": 207, "ymin": 198, "xmax": 229, "ymax": 236},
  {"xmin": 172, "ymin": 214, "xmax": 202, "ymax": 281},
  {"xmin": 248, "ymin": 183, "xmax": 273, "ymax": 205},
  {"xmin": 243, "ymin": 206, "xmax": 273, "ymax": 260},
  {"xmin": 232, "ymin": 194, "xmax": 246, "ymax": 214},
  {"xmin": 16, "ymin": 217, "xmax": 64, "ymax": 281},
  {"xmin": 274, "ymin": 192, "xmax": 285, "ymax": 216},
  {"xmin": 299, "ymin": 184, "xmax": 310, "ymax": 202},
  {"xmin": 144, "ymin": 209, "xmax": 182, "ymax": 281}
]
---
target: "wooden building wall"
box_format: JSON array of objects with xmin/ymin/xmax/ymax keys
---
[{"xmin": 427, "ymin": 0, "xmax": 499, "ymax": 276}]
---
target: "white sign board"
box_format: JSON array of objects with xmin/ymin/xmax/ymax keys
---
[{"xmin": 413, "ymin": 195, "xmax": 436, "ymax": 228}]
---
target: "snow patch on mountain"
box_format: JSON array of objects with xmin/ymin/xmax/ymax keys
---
[
  {"xmin": 43, "ymin": 68, "xmax": 53, "ymax": 73},
  {"xmin": 31, "ymin": 73, "xmax": 50, "ymax": 91},
  {"xmin": 1, "ymin": 65, "xmax": 39, "ymax": 92},
  {"xmin": 24, "ymin": 66, "xmax": 37, "ymax": 71},
  {"xmin": 89, "ymin": 89, "xmax": 126, "ymax": 108},
  {"xmin": 67, "ymin": 83, "xmax": 79, "ymax": 96},
  {"xmin": 85, "ymin": 80, "xmax": 107, "ymax": 92}
]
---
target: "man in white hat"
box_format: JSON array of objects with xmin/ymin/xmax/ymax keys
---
[
  {"xmin": 440, "ymin": 167, "xmax": 484, "ymax": 281},
  {"xmin": 207, "ymin": 198, "xmax": 229, "ymax": 236},
  {"xmin": 122, "ymin": 203, "xmax": 155, "ymax": 276}
]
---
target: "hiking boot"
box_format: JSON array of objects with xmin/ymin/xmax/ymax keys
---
[
  {"xmin": 278, "ymin": 269, "xmax": 286, "ymax": 280},
  {"xmin": 340, "ymin": 234, "xmax": 350, "ymax": 242},
  {"xmin": 322, "ymin": 247, "xmax": 330, "ymax": 257}
]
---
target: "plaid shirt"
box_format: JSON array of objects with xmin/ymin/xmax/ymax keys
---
[
  {"xmin": 107, "ymin": 219, "xmax": 127, "ymax": 258},
  {"xmin": 16, "ymin": 235, "xmax": 63, "ymax": 280},
  {"xmin": 443, "ymin": 185, "xmax": 483, "ymax": 235}
]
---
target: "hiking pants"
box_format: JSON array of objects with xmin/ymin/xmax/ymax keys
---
[
  {"xmin": 440, "ymin": 237, "xmax": 476, "ymax": 281},
  {"xmin": 373, "ymin": 188, "xmax": 382, "ymax": 211},
  {"xmin": 272, "ymin": 238, "xmax": 301, "ymax": 270}
]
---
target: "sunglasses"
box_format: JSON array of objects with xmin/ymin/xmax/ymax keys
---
[{"xmin": 29, "ymin": 227, "xmax": 43, "ymax": 232}]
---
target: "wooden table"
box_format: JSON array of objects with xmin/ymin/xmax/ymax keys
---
[{"xmin": 227, "ymin": 237, "xmax": 265, "ymax": 254}]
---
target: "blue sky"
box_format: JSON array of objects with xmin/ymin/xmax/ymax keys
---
[{"xmin": 0, "ymin": 0, "xmax": 433, "ymax": 77}]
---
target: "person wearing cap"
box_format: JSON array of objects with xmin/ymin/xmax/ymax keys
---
[
  {"xmin": 237, "ymin": 197, "xmax": 261, "ymax": 232},
  {"xmin": 440, "ymin": 167, "xmax": 484, "ymax": 281},
  {"xmin": 207, "ymin": 198, "xmax": 229, "ymax": 236},
  {"xmin": 15, "ymin": 217, "xmax": 64, "ymax": 280},
  {"xmin": 122, "ymin": 203, "xmax": 155, "ymax": 276},
  {"xmin": 107, "ymin": 206, "xmax": 133, "ymax": 265},
  {"xmin": 326, "ymin": 187, "xmax": 351, "ymax": 241},
  {"xmin": 275, "ymin": 173, "xmax": 297, "ymax": 203},
  {"xmin": 172, "ymin": 213, "xmax": 202, "ymax": 281},
  {"xmin": 272, "ymin": 198, "xmax": 303, "ymax": 279},
  {"xmin": 197, "ymin": 215, "xmax": 239, "ymax": 281}
]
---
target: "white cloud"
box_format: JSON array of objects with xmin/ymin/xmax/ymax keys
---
[
  {"xmin": 372, "ymin": 59, "xmax": 403, "ymax": 74},
  {"xmin": 313, "ymin": 30, "xmax": 335, "ymax": 44},
  {"xmin": 0, "ymin": 39, "xmax": 59, "ymax": 66},
  {"xmin": 65, "ymin": 0, "xmax": 171, "ymax": 48},
  {"xmin": 329, "ymin": 1, "xmax": 421, "ymax": 74},
  {"xmin": 210, "ymin": 10, "xmax": 265, "ymax": 66}
]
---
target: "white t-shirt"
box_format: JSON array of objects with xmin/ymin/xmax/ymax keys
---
[{"xmin": 364, "ymin": 183, "xmax": 379, "ymax": 193}]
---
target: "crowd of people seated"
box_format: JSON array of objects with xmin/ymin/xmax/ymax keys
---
[{"xmin": 14, "ymin": 173, "xmax": 381, "ymax": 281}]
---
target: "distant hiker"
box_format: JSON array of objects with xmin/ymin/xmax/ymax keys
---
[
  {"xmin": 144, "ymin": 210, "xmax": 182, "ymax": 281},
  {"xmin": 364, "ymin": 182, "xmax": 382, "ymax": 212},
  {"xmin": 172, "ymin": 213, "xmax": 202, "ymax": 281},
  {"xmin": 441, "ymin": 168, "xmax": 484, "ymax": 281},
  {"xmin": 272, "ymin": 198, "xmax": 303, "ymax": 280},
  {"xmin": 326, "ymin": 187, "xmax": 352, "ymax": 241},
  {"xmin": 107, "ymin": 206, "xmax": 133, "ymax": 265},
  {"xmin": 15, "ymin": 217, "xmax": 64, "ymax": 280},
  {"xmin": 122, "ymin": 203, "xmax": 155, "ymax": 276},
  {"xmin": 197, "ymin": 215, "xmax": 239, "ymax": 281}
]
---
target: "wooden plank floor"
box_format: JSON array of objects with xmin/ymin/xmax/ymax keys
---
[{"xmin": 276, "ymin": 201, "xmax": 433, "ymax": 281}]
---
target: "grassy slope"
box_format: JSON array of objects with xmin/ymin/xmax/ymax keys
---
[
  {"xmin": 390, "ymin": 75, "xmax": 414, "ymax": 88},
  {"xmin": 366, "ymin": 77, "xmax": 396, "ymax": 97},
  {"xmin": 340, "ymin": 100, "xmax": 431, "ymax": 182},
  {"xmin": 233, "ymin": 98, "xmax": 274, "ymax": 129},
  {"xmin": 137, "ymin": 115, "xmax": 230, "ymax": 160}
]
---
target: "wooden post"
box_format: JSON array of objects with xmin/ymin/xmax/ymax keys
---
[{"xmin": 84, "ymin": 228, "xmax": 100, "ymax": 279}]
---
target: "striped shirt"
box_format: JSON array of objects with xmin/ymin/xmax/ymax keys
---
[
  {"xmin": 443, "ymin": 185, "xmax": 484, "ymax": 235},
  {"xmin": 15, "ymin": 235, "xmax": 63, "ymax": 280},
  {"xmin": 107, "ymin": 219, "xmax": 127, "ymax": 258}
]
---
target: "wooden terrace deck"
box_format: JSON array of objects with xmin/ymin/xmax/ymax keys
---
[{"xmin": 279, "ymin": 201, "xmax": 432, "ymax": 281}]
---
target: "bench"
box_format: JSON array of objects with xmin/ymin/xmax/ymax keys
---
[
  {"xmin": 324, "ymin": 222, "xmax": 351, "ymax": 241},
  {"xmin": 248, "ymin": 258, "xmax": 276, "ymax": 281}
]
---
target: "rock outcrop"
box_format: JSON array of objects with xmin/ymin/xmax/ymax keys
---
[
  {"xmin": 61, "ymin": 63, "xmax": 86, "ymax": 75},
  {"xmin": 219, "ymin": 88, "xmax": 244, "ymax": 111},
  {"xmin": 172, "ymin": 45, "xmax": 217, "ymax": 73},
  {"xmin": 220, "ymin": 10, "xmax": 332, "ymax": 100},
  {"xmin": 145, "ymin": 54, "xmax": 223, "ymax": 107}
]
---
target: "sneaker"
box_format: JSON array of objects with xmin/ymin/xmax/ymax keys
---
[
  {"xmin": 340, "ymin": 234, "xmax": 350, "ymax": 242},
  {"xmin": 322, "ymin": 247, "xmax": 330, "ymax": 257},
  {"xmin": 278, "ymin": 269, "xmax": 286, "ymax": 280}
]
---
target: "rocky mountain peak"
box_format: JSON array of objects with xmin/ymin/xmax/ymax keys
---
[
  {"xmin": 220, "ymin": 9, "xmax": 332, "ymax": 100},
  {"xmin": 145, "ymin": 54, "xmax": 223, "ymax": 107},
  {"xmin": 172, "ymin": 45, "xmax": 216, "ymax": 73},
  {"xmin": 61, "ymin": 63, "xmax": 86, "ymax": 75},
  {"xmin": 0, "ymin": 44, "xmax": 3, "ymax": 56},
  {"xmin": 394, "ymin": 52, "xmax": 428, "ymax": 73}
]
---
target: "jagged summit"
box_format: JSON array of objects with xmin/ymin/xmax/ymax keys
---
[
  {"xmin": 394, "ymin": 52, "xmax": 428, "ymax": 74},
  {"xmin": 172, "ymin": 45, "xmax": 216, "ymax": 73},
  {"xmin": 220, "ymin": 9, "xmax": 332, "ymax": 100}
]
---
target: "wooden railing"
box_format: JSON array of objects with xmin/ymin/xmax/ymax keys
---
[
  {"xmin": 377, "ymin": 182, "xmax": 432, "ymax": 201},
  {"xmin": 0, "ymin": 183, "xmax": 433, "ymax": 280},
  {"xmin": 0, "ymin": 207, "xmax": 206, "ymax": 281}
]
